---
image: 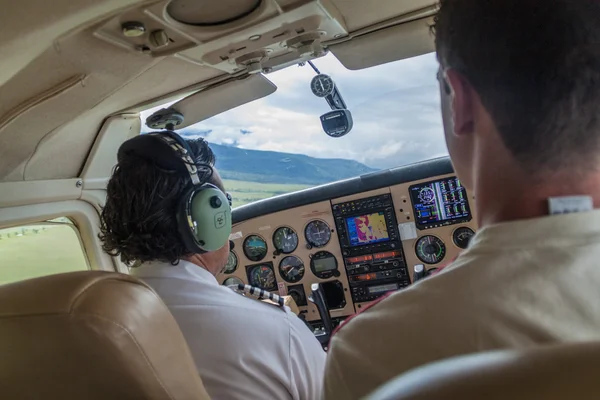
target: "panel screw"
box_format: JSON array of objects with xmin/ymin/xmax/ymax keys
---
[
  {"xmin": 76, "ymin": 180, "xmax": 83, "ymax": 188},
  {"xmin": 137, "ymin": 45, "xmax": 151, "ymax": 54}
]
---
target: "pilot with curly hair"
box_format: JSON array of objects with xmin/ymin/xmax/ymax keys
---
[{"xmin": 100, "ymin": 132, "xmax": 325, "ymax": 400}]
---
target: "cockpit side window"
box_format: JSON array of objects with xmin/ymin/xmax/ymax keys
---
[{"xmin": 0, "ymin": 218, "xmax": 89, "ymax": 284}]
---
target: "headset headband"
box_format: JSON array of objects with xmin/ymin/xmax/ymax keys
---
[
  {"xmin": 118, "ymin": 131, "xmax": 213, "ymax": 187},
  {"xmin": 149, "ymin": 133, "xmax": 202, "ymax": 185}
]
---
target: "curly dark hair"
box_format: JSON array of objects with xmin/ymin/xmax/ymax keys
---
[
  {"xmin": 99, "ymin": 137, "xmax": 217, "ymax": 266},
  {"xmin": 432, "ymin": 0, "xmax": 600, "ymax": 172}
]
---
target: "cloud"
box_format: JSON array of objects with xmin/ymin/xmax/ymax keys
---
[{"xmin": 141, "ymin": 52, "xmax": 448, "ymax": 170}]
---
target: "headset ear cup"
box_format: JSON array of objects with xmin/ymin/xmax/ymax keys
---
[
  {"xmin": 178, "ymin": 184, "xmax": 232, "ymax": 253},
  {"xmin": 176, "ymin": 188, "xmax": 205, "ymax": 254}
]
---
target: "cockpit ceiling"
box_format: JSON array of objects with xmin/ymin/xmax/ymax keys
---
[
  {"xmin": 332, "ymin": 0, "xmax": 435, "ymax": 31},
  {"xmin": 0, "ymin": 0, "xmax": 437, "ymax": 182}
]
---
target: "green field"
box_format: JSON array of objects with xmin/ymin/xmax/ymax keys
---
[
  {"xmin": 223, "ymin": 179, "xmax": 310, "ymax": 208},
  {"xmin": 0, "ymin": 224, "xmax": 88, "ymax": 285}
]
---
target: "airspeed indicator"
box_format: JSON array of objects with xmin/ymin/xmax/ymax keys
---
[{"xmin": 273, "ymin": 227, "xmax": 299, "ymax": 254}]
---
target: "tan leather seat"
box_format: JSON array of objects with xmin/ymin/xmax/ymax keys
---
[
  {"xmin": 0, "ymin": 271, "xmax": 210, "ymax": 400},
  {"xmin": 367, "ymin": 343, "xmax": 600, "ymax": 400}
]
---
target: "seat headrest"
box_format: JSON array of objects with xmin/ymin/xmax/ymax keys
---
[
  {"xmin": 0, "ymin": 271, "xmax": 210, "ymax": 400},
  {"xmin": 367, "ymin": 342, "xmax": 600, "ymax": 400}
]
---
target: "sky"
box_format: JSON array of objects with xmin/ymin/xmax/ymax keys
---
[{"xmin": 141, "ymin": 52, "xmax": 448, "ymax": 170}]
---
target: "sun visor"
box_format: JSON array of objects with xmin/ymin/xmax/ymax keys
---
[
  {"xmin": 329, "ymin": 17, "xmax": 435, "ymax": 71},
  {"xmin": 147, "ymin": 74, "xmax": 277, "ymax": 130}
]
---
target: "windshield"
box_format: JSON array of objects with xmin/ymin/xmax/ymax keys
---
[{"xmin": 141, "ymin": 52, "xmax": 446, "ymax": 208}]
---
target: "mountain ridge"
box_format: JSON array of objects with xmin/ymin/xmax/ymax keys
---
[{"xmin": 178, "ymin": 131, "xmax": 378, "ymax": 185}]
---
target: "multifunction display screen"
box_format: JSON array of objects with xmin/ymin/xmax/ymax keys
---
[
  {"xmin": 345, "ymin": 212, "xmax": 390, "ymax": 247},
  {"xmin": 409, "ymin": 177, "xmax": 472, "ymax": 229}
]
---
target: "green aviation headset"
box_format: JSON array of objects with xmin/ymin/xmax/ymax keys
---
[{"xmin": 117, "ymin": 130, "xmax": 232, "ymax": 254}]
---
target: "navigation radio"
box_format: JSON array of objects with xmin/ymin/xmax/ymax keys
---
[{"xmin": 332, "ymin": 194, "xmax": 410, "ymax": 303}]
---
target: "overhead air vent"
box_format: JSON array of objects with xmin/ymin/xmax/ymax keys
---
[{"xmin": 166, "ymin": 0, "xmax": 263, "ymax": 26}]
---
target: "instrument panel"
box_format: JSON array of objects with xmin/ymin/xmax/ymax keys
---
[{"xmin": 222, "ymin": 171, "xmax": 478, "ymax": 322}]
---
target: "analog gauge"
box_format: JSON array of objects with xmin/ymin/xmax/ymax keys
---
[
  {"xmin": 279, "ymin": 256, "xmax": 305, "ymax": 283},
  {"xmin": 223, "ymin": 251, "xmax": 238, "ymax": 274},
  {"xmin": 310, "ymin": 74, "xmax": 335, "ymax": 97},
  {"xmin": 247, "ymin": 264, "xmax": 277, "ymax": 291},
  {"xmin": 415, "ymin": 235, "xmax": 447, "ymax": 264},
  {"xmin": 305, "ymin": 220, "xmax": 332, "ymax": 248},
  {"xmin": 273, "ymin": 227, "xmax": 299, "ymax": 254},
  {"xmin": 243, "ymin": 235, "xmax": 268, "ymax": 262},
  {"xmin": 222, "ymin": 276, "xmax": 243, "ymax": 288},
  {"xmin": 453, "ymin": 227, "xmax": 475, "ymax": 249}
]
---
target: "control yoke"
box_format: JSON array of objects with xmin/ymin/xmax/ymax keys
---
[{"xmin": 309, "ymin": 283, "xmax": 334, "ymax": 348}]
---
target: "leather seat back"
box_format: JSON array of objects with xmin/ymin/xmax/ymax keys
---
[
  {"xmin": 0, "ymin": 271, "xmax": 210, "ymax": 400},
  {"xmin": 367, "ymin": 343, "xmax": 600, "ymax": 400}
]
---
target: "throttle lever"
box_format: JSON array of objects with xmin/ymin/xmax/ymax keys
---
[{"xmin": 413, "ymin": 264, "xmax": 426, "ymax": 283}]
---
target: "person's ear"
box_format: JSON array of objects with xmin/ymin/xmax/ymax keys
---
[{"xmin": 444, "ymin": 68, "xmax": 475, "ymax": 136}]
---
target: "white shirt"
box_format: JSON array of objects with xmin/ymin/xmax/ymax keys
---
[
  {"xmin": 324, "ymin": 210, "xmax": 600, "ymax": 399},
  {"xmin": 132, "ymin": 260, "xmax": 326, "ymax": 400}
]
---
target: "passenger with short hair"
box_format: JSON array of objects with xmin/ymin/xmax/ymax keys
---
[
  {"xmin": 100, "ymin": 131, "xmax": 325, "ymax": 400},
  {"xmin": 323, "ymin": 1, "xmax": 600, "ymax": 398}
]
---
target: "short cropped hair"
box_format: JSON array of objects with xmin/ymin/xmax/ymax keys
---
[
  {"xmin": 433, "ymin": 0, "xmax": 600, "ymax": 171},
  {"xmin": 99, "ymin": 137, "xmax": 216, "ymax": 266}
]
